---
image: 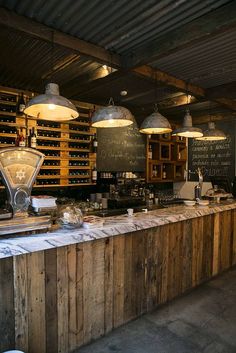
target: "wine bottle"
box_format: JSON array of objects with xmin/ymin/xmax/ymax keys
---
[
  {"xmin": 30, "ymin": 127, "xmax": 37, "ymax": 148},
  {"xmin": 148, "ymin": 144, "xmax": 152, "ymax": 159},
  {"xmin": 163, "ymin": 165, "xmax": 167, "ymax": 179},
  {"xmin": 17, "ymin": 93, "xmax": 26, "ymax": 115},
  {"xmin": 19, "ymin": 128, "xmax": 26, "ymax": 147},
  {"xmin": 92, "ymin": 164, "xmax": 97, "ymax": 183},
  {"xmin": 92, "ymin": 133, "xmax": 98, "ymax": 153},
  {"xmin": 28, "ymin": 128, "xmax": 32, "ymax": 147},
  {"xmin": 15, "ymin": 129, "xmax": 20, "ymax": 147}
]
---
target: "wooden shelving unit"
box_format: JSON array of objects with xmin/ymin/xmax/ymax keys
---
[
  {"xmin": 146, "ymin": 133, "xmax": 187, "ymax": 183},
  {"xmin": 0, "ymin": 86, "xmax": 97, "ymax": 188}
]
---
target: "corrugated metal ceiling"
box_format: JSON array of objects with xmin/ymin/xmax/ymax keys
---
[
  {"xmin": 0, "ymin": 0, "xmax": 232, "ymax": 54},
  {"xmin": 151, "ymin": 29, "xmax": 236, "ymax": 89},
  {"xmin": 0, "ymin": 0, "xmax": 235, "ymax": 119}
]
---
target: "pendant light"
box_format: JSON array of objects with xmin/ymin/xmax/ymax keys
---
[
  {"xmin": 139, "ymin": 72, "xmax": 172, "ymax": 134},
  {"xmin": 195, "ymin": 121, "xmax": 226, "ymax": 141},
  {"xmin": 24, "ymin": 31, "xmax": 78, "ymax": 121},
  {"xmin": 139, "ymin": 103, "xmax": 172, "ymax": 134},
  {"xmin": 172, "ymin": 95, "xmax": 203, "ymax": 138},
  {"xmin": 24, "ymin": 83, "xmax": 79, "ymax": 121},
  {"xmin": 91, "ymin": 97, "xmax": 134, "ymax": 128}
]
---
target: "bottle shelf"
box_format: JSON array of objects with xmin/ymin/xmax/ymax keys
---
[
  {"xmin": 146, "ymin": 134, "xmax": 187, "ymax": 183},
  {"xmin": 0, "ymin": 122, "xmax": 26, "ymax": 128},
  {"xmin": 0, "ymin": 99, "xmax": 17, "ymax": 106},
  {"xmin": 0, "ymin": 111, "xmax": 16, "ymax": 117},
  {"xmin": 0, "ymin": 87, "xmax": 97, "ymax": 188}
]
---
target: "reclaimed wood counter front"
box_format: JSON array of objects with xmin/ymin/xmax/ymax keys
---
[{"xmin": 1, "ymin": 202, "xmax": 236, "ymax": 353}]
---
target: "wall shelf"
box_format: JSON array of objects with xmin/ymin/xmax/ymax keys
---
[
  {"xmin": 0, "ymin": 86, "xmax": 97, "ymax": 188},
  {"xmin": 146, "ymin": 134, "xmax": 187, "ymax": 183}
]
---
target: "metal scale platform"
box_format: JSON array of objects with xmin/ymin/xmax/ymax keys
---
[{"xmin": 0, "ymin": 147, "xmax": 51, "ymax": 236}]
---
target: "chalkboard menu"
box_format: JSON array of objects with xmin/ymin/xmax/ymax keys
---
[
  {"xmin": 97, "ymin": 122, "xmax": 146, "ymax": 172},
  {"xmin": 188, "ymin": 120, "xmax": 235, "ymax": 181}
]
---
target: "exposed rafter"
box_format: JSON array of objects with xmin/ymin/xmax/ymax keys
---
[
  {"xmin": 133, "ymin": 65, "xmax": 236, "ymax": 111},
  {"xmin": 0, "ymin": 7, "xmax": 121, "ymax": 67},
  {"xmin": 124, "ymin": 1, "xmax": 236, "ymax": 67}
]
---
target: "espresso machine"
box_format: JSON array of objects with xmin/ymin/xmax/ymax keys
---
[{"xmin": 0, "ymin": 147, "xmax": 51, "ymax": 235}]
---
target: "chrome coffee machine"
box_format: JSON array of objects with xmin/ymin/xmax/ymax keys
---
[{"xmin": 0, "ymin": 147, "xmax": 51, "ymax": 235}]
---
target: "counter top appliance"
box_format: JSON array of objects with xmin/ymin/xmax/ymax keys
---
[{"xmin": 0, "ymin": 147, "xmax": 51, "ymax": 235}]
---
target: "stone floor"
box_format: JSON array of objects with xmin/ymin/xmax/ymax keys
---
[{"xmin": 76, "ymin": 267, "xmax": 236, "ymax": 353}]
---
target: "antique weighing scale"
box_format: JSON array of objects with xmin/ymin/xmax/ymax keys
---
[{"xmin": 0, "ymin": 147, "xmax": 51, "ymax": 235}]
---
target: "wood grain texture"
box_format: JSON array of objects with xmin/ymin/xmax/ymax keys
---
[
  {"xmin": 232, "ymin": 209, "xmax": 236, "ymax": 265},
  {"xmin": 0, "ymin": 209, "xmax": 235, "ymax": 353},
  {"xmin": 0, "ymin": 257, "xmax": 14, "ymax": 353},
  {"xmin": 113, "ymin": 235, "xmax": 125, "ymax": 328},
  {"xmin": 27, "ymin": 251, "xmax": 46, "ymax": 353},
  {"xmin": 14, "ymin": 254, "xmax": 28, "ymax": 352},
  {"xmin": 45, "ymin": 248, "xmax": 58, "ymax": 353},
  {"xmin": 57, "ymin": 246, "xmax": 69, "ymax": 353}
]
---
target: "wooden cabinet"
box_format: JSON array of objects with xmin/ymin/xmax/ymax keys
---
[
  {"xmin": 146, "ymin": 133, "xmax": 187, "ymax": 183},
  {"xmin": 0, "ymin": 86, "xmax": 97, "ymax": 188}
]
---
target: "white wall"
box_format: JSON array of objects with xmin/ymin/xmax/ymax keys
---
[{"xmin": 174, "ymin": 181, "xmax": 212, "ymax": 200}]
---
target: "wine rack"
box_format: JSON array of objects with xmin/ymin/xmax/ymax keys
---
[
  {"xmin": 0, "ymin": 86, "xmax": 97, "ymax": 188},
  {"xmin": 146, "ymin": 134, "xmax": 187, "ymax": 183}
]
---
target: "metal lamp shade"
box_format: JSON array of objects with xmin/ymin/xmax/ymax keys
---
[
  {"xmin": 139, "ymin": 111, "xmax": 172, "ymax": 134},
  {"xmin": 91, "ymin": 104, "xmax": 134, "ymax": 128},
  {"xmin": 172, "ymin": 109, "xmax": 203, "ymax": 138},
  {"xmin": 24, "ymin": 83, "xmax": 79, "ymax": 121},
  {"xmin": 195, "ymin": 122, "xmax": 226, "ymax": 141}
]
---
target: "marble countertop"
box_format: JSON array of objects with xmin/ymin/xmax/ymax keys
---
[{"xmin": 0, "ymin": 200, "xmax": 236, "ymax": 259}]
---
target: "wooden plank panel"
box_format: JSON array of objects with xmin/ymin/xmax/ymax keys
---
[
  {"xmin": 159, "ymin": 224, "xmax": 169, "ymax": 304},
  {"xmin": 68, "ymin": 244, "xmax": 77, "ymax": 352},
  {"xmin": 104, "ymin": 237, "xmax": 114, "ymax": 333},
  {"xmin": 91, "ymin": 240, "xmax": 105, "ymax": 339},
  {"xmin": 181, "ymin": 220, "xmax": 192, "ymax": 293},
  {"xmin": 83, "ymin": 241, "xmax": 93, "ymax": 343},
  {"xmin": 57, "ymin": 246, "xmax": 69, "ymax": 353},
  {"xmin": 219, "ymin": 211, "xmax": 232, "ymax": 271},
  {"xmin": 202, "ymin": 215, "xmax": 214, "ymax": 281},
  {"xmin": 232, "ymin": 209, "xmax": 236, "ymax": 265},
  {"xmin": 123, "ymin": 234, "xmax": 133, "ymax": 323},
  {"xmin": 14, "ymin": 255, "xmax": 28, "ymax": 352},
  {"xmin": 132, "ymin": 230, "xmax": 147, "ymax": 317},
  {"xmin": 213, "ymin": 213, "xmax": 220, "ymax": 276},
  {"xmin": 76, "ymin": 244, "xmax": 84, "ymax": 347},
  {"xmin": 146, "ymin": 227, "xmax": 159, "ymax": 312},
  {"xmin": 113, "ymin": 235, "xmax": 125, "ymax": 328},
  {"xmin": 45, "ymin": 248, "xmax": 58, "ymax": 353},
  {"xmin": 0, "ymin": 257, "xmax": 14, "ymax": 353},
  {"xmin": 27, "ymin": 251, "xmax": 46, "ymax": 353},
  {"xmin": 191, "ymin": 217, "xmax": 204, "ymax": 286},
  {"xmin": 168, "ymin": 222, "xmax": 182, "ymax": 300}
]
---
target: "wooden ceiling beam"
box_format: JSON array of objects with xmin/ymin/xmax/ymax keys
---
[
  {"xmin": 206, "ymin": 82, "xmax": 236, "ymax": 100},
  {"xmin": 124, "ymin": 1, "xmax": 236, "ymax": 67},
  {"xmin": 133, "ymin": 65, "xmax": 236, "ymax": 111},
  {"xmin": 192, "ymin": 112, "xmax": 236, "ymax": 125},
  {"xmin": 0, "ymin": 7, "xmax": 121, "ymax": 67}
]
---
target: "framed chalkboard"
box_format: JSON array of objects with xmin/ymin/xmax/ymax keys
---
[
  {"xmin": 97, "ymin": 122, "xmax": 146, "ymax": 172},
  {"xmin": 188, "ymin": 120, "xmax": 235, "ymax": 181}
]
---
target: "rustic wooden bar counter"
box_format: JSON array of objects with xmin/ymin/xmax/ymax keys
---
[{"xmin": 0, "ymin": 201, "xmax": 236, "ymax": 353}]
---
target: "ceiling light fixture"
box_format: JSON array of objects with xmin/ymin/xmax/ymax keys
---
[
  {"xmin": 195, "ymin": 121, "xmax": 226, "ymax": 141},
  {"xmin": 139, "ymin": 104, "xmax": 172, "ymax": 134},
  {"xmin": 24, "ymin": 31, "xmax": 78, "ymax": 121},
  {"xmin": 172, "ymin": 94, "xmax": 203, "ymax": 138},
  {"xmin": 91, "ymin": 97, "xmax": 134, "ymax": 128},
  {"xmin": 139, "ymin": 71, "xmax": 172, "ymax": 134},
  {"xmin": 24, "ymin": 83, "xmax": 79, "ymax": 121}
]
